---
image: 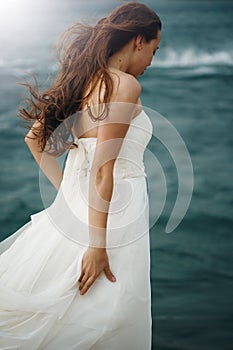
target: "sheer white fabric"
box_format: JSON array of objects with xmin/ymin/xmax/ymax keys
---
[{"xmin": 0, "ymin": 110, "xmax": 153, "ymax": 350}]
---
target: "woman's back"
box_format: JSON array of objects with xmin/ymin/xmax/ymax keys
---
[{"xmin": 72, "ymin": 68, "xmax": 142, "ymax": 140}]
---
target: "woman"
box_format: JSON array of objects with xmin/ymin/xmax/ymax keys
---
[{"xmin": 0, "ymin": 1, "xmax": 161, "ymax": 349}]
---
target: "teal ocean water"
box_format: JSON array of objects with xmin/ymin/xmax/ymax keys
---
[{"xmin": 0, "ymin": 1, "xmax": 233, "ymax": 349}]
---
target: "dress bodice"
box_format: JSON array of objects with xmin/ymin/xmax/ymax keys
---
[
  {"xmin": 42, "ymin": 109, "xmax": 153, "ymax": 248},
  {"xmin": 62, "ymin": 109, "xmax": 153, "ymax": 185}
]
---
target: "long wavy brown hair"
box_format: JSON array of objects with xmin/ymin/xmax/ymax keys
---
[{"xmin": 18, "ymin": 1, "xmax": 161, "ymax": 156}]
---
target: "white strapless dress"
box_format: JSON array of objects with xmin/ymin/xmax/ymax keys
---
[{"xmin": 0, "ymin": 110, "xmax": 153, "ymax": 350}]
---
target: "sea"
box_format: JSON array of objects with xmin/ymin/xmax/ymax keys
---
[{"xmin": 0, "ymin": 0, "xmax": 232, "ymax": 349}]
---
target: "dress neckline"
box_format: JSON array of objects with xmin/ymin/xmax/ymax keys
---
[{"xmin": 74, "ymin": 109, "xmax": 144, "ymax": 141}]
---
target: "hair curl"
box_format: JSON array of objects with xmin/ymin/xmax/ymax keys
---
[{"xmin": 18, "ymin": 1, "xmax": 161, "ymax": 156}]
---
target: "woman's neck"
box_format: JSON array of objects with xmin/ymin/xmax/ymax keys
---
[{"xmin": 107, "ymin": 41, "xmax": 133, "ymax": 72}]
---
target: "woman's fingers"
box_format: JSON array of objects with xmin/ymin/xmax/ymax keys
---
[
  {"xmin": 79, "ymin": 272, "xmax": 89, "ymax": 289},
  {"xmin": 79, "ymin": 268, "xmax": 116, "ymax": 296},
  {"xmin": 78, "ymin": 248, "xmax": 116, "ymax": 295},
  {"xmin": 78, "ymin": 270, "xmax": 85, "ymax": 283},
  {"xmin": 79, "ymin": 275, "xmax": 96, "ymax": 295},
  {"xmin": 104, "ymin": 265, "xmax": 116, "ymax": 282}
]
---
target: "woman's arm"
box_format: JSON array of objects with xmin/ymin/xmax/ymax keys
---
[
  {"xmin": 25, "ymin": 121, "xmax": 63, "ymax": 191},
  {"xmin": 78, "ymin": 74, "xmax": 142, "ymax": 295}
]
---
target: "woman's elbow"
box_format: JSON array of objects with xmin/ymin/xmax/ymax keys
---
[
  {"xmin": 91, "ymin": 162, "xmax": 114, "ymax": 184},
  {"xmin": 24, "ymin": 134, "xmax": 38, "ymax": 147},
  {"xmin": 25, "ymin": 135, "xmax": 29, "ymax": 143},
  {"xmin": 90, "ymin": 165, "xmax": 114, "ymax": 197},
  {"xmin": 24, "ymin": 135, "xmax": 31, "ymax": 147}
]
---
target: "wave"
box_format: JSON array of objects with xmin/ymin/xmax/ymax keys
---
[
  {"xmin": 1, "ymin": 47, "xmax": 233, "ymax": 77},
  {"xmin": 0, "ymin": 57, "xmax": 58, "ymax": 76},
  {"xmin": 153, "ymin": 47, "xmax": 233, "ymax": 68}
]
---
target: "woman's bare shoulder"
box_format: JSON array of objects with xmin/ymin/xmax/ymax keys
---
[{"xmin": 108, "ymin": 68, "xmax": 142, "ymax": 102}]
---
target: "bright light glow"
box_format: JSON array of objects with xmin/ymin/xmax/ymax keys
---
[
  {"xmin": 0, "ymin": 0, "xmax": 26, "ymax": 22},
  {"xmin": 0, "ymin": 0, "xmax": 43, "ymax": 51},
  {"xmin": 0, "ymin": 0, "xmax": 35, "ymax": 36},
  {"xmin": 0, "ymin": 0, "xmax": 21, "ymax": 13}
]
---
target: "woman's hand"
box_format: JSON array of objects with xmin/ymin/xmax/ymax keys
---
[{"xmin": 78, "ymin": 247, "xmax": 116, "ymax": 295}]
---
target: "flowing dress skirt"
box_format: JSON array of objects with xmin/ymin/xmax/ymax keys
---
[{"xmin": 0, "ymin": 111, "xmax": 152, "ymax": 349}]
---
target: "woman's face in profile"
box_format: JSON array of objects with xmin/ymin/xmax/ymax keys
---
[{"xmin": 130, "ymin": 30, "xmax": 161, "ymax": 78}]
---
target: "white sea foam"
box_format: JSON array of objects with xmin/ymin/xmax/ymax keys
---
[
  {"xmin": 1, "ymin": 47, "xmax": 233, "ymax": 76},
  {"xmin": 0, "ymin": 57, "xmax": 57, "ymax": 76},
  {"xmin": 153, "ymin": 47, "xmax": 233, "ymax": 68}
]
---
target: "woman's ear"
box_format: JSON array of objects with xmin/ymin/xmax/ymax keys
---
[{"xmin": 135, "ymin": 34, "xmax": 143, "ymax": 50}]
